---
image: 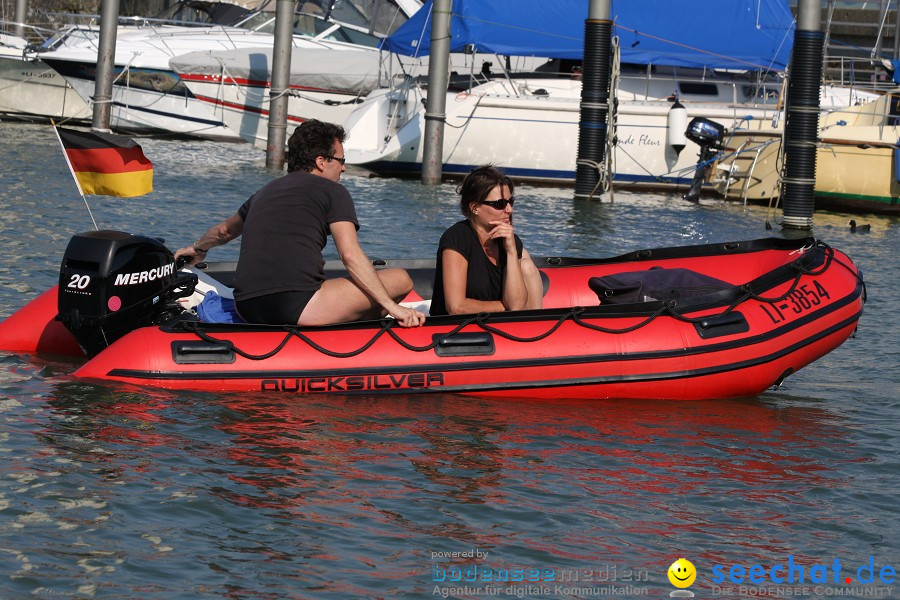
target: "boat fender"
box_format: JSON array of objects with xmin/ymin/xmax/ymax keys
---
[{"xmin": 667, "ymin": 99, "xmax": 687, "ymax": 155}]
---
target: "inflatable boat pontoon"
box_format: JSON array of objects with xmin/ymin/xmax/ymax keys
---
[{"xmin": 0, "ymin": 231, "xmax": 865, "ymax": 400}]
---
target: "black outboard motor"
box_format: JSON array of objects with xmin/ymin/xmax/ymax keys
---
[
  {"xmin": 57, "ymin": 230, "xmax": 197, "ymax": 357},
  {"xmin": 683, "ymin": 117, "xmax": 726, "ymax": 201}
]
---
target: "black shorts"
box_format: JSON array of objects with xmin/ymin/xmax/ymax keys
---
[{"xmin": 235, "ymin": 290, "xmax": 317, "ymax": 325}]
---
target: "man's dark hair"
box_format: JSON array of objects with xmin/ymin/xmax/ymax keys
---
[
  {"xmin": 457, "ymin": 164, "xmax": 514, "ymax": 217},
  {"xmin": 287, "ymin": 120, "xmax": 347, "ymax": 173}
]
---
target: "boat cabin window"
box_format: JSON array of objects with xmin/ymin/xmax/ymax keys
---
[
  {"xmin": 678, "ymin": 82, "xmax": 720, "ymax": 97},
  {"xmin": 40, "ymin": 26, "xmax": 99, "ymax": 51},
  {"xmin": 293, "ymin": 14, "xmax": 382, "ymax": 47},
  {"xmin": 742, "ymin": 84, "xmax": 780, "ymax": 103},
  {"xmin": 238, "ymin": 0, "xmax": 408, "ymax": 46},
  {"xmin": 298, "ymin": 0, "xmax": 410, "ymax": 37},
  {"xmin": 889, "ymin": 93, "xmax": 900, "ymax": 125},
  {"xmin": 154, "ymin": 1, "xmax": 254, "ymax": 27},
  {"xmin": 233, "ymin": 11, "xmax": 273, "ymax": 32}
]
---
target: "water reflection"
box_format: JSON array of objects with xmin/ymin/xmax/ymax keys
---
[
  {"xmin": 1, "ymin": 117, "xmax": 895, "ymax": 595},
  {"xmin": 0, "ymin": 365, "xmax": 868, "ymax": 596},
  {"xmin": 202, "ymin": 393, "xmax": 853, "ymax": 595},
  {"xmin": 208, "ymin": 395, "xmax": 847, "ymax": 557}
]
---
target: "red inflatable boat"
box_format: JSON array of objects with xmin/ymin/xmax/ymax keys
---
[{"xmin": 0, "ymin": 232, "xmax": 865, "ymax": 400}]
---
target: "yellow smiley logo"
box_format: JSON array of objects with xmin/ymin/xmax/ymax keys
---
[{"xmin": 668, "ymin": 558, "xmax": 697, "ymax": 588}]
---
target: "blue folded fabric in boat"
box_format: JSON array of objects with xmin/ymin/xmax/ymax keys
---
[{"xmin": 195, "ymin": 291, "xmax": 245, "ymax": 323}]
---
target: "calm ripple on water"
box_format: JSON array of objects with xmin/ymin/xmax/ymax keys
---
[{"xmin": 0, "ymin": 122, "xmax": 898, "ymax": 599}]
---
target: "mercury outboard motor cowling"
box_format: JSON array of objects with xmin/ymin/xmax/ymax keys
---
[
  {"xmin": 57, "ymin": 230, "xmax": 197, "ymax": 357},
  {"xmin": 683, "ymin": 117, "xmax": 726, "ymax": 202}
]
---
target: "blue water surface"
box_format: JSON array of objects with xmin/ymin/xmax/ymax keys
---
[{"xmin": 0, "ymin": 122, "xmax": 897, "ymax": 599}]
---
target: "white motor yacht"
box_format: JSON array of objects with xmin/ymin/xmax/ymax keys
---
[
  {"xmin": 0, "ymin": 29, "xmax": 90, "ymax": 122},
  {"xmin": 0, "ymin": 1, "xmax": 261, "ymax": 125},
  {"xmin": 35, "ymin": 0, "xmax": 420, "ymax": 140}
]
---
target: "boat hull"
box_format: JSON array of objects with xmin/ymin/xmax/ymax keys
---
[
  {"xmin": 43, "ymin": 57, "xmax": 242, "ymax": 140},
  {"xmin": 79, "ymin": 301, "xmax": 860, "ymax": 399},
  {"xmin": 712, "ymin": 95, "xmax": 900, "ymax": 214},
  {"xmin": 0, "ymin": 237, "xmax": 863, "ymax": 400},
  {"xmin": 180, "ymin": 74, "xmax": 369, "ymax": 148},
  {"xmin": 0, "ymin": 53, "xmax": 90, "ymax": 121},
  {"xmin": 343, "ymin": 79, "xmax": 874, "ymax": 191}
]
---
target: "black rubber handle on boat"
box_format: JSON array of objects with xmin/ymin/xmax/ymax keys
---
[
  {"xmin": 694, "ymin": 312, "xmax": 750, "ymax": 339},
  {"xmin": 438, "ymin": 333, "xmax": 493, "ymax": 347},
  {"xmin": 700, "ymin": 314, "xmax": 743, "ymax": 329}
]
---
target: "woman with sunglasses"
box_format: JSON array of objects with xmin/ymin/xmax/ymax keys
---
[{"xmin": 430, "ymin": 165, "xmax": 544, "ymax": 315}]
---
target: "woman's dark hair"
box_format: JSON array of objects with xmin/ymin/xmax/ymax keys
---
[
  {"xmin": 286, "ymin": 119, "xmax": 347, "ymax": 173},
  {"xmin": 457, "ymin": 164, "xmax": 514, "ymax": 217}
]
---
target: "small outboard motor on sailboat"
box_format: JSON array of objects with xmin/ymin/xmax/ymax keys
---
[
  {"xmin": 683, "ymin": 117, "xmax": 726, "ymax": 201},
  {"xmin": 57, "ymin": 230, "xmax": 197, "ymax": 357}
]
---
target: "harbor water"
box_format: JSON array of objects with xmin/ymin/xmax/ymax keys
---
[{"xmin": 0, "ymin": 121, "xmax": 898, "ymax": 599}]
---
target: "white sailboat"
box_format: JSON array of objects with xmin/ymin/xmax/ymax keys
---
[
  {"xmin": 709, "ymin": 93, "xmax": 900, "ymax": 215},
  {"xmin": 342, "ymin": 0, "xmax": 875, "ymax": 192}
]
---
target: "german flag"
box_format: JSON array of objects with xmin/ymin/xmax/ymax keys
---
[{"xmin": 55, "ymin": 127, "xmax": 153, "ymax": 197}]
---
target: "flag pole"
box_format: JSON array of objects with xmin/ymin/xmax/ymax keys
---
[{"xmin": 52, "ymin": 121, "xmax": 99, "ymax": 231}]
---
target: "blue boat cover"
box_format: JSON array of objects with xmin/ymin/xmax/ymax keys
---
[
  {"xmin": 892, "ymin": 59, "xmax": 900, "ymax": 83},
  {"xmin": 383, "ymin": 0, "xmax": 795, "ymax": 71}
]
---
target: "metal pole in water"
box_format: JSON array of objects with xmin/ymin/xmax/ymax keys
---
[
  {"xmin": 780, "ymin": 0, "xmax": 823, "ymax": 230},
  {"xmin": 421, "ymin": 0, "xmax": 452, "ymax": 186},
  {"xmin": 91, "ymin": 0, "xmax": 119, "ymax": 132},
  {"xmin": 894, "ymin": 3, "xmax": 900, "ymax": 61},
  {"xmin": 266, "ymin": 0, "xmax": 296, "ymax": 170},
  {"xmin": 573, "ymin": 0, "xmax": 612, "ymax": 201},
  {"xmin": 14, "ymin": 0, "xmax": 27, "ymax": 39}
]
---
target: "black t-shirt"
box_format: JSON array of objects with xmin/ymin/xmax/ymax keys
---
[
  {"xmin": 233, "ymin": 171, "xmax": 359, "ymax": 301},
  {"xmin": 430, "ymin": 220, "xmax": 523, "ymax": 316}
]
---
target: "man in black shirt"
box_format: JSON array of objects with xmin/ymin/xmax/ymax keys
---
[{"xmin": 175, "ymin": 120, "xmax": 425, "ymax": 328}]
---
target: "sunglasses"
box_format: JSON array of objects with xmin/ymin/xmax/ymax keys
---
[
  {"xmin": 324, "ymin": 155, "xmax": 346, "ymax": 165},
  {"xmin": 481, "ymin": 196, "xmax": 515, "ymax": 210}
]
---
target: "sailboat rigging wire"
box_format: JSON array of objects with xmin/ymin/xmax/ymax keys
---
[
  {"xmin": 605, "ymin": 36, "xmax": 620, "ymax": 202},
  {"xmin": 870, "ymin": 2, "xmax": 890, "ymax": 62},
  {"xmin": 411, "ymin": 2, "xmax": 432, "ymax": 59},
  {"xmin": 613, "ymin": 23, "xmax": 783, "ymax": 71}
]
